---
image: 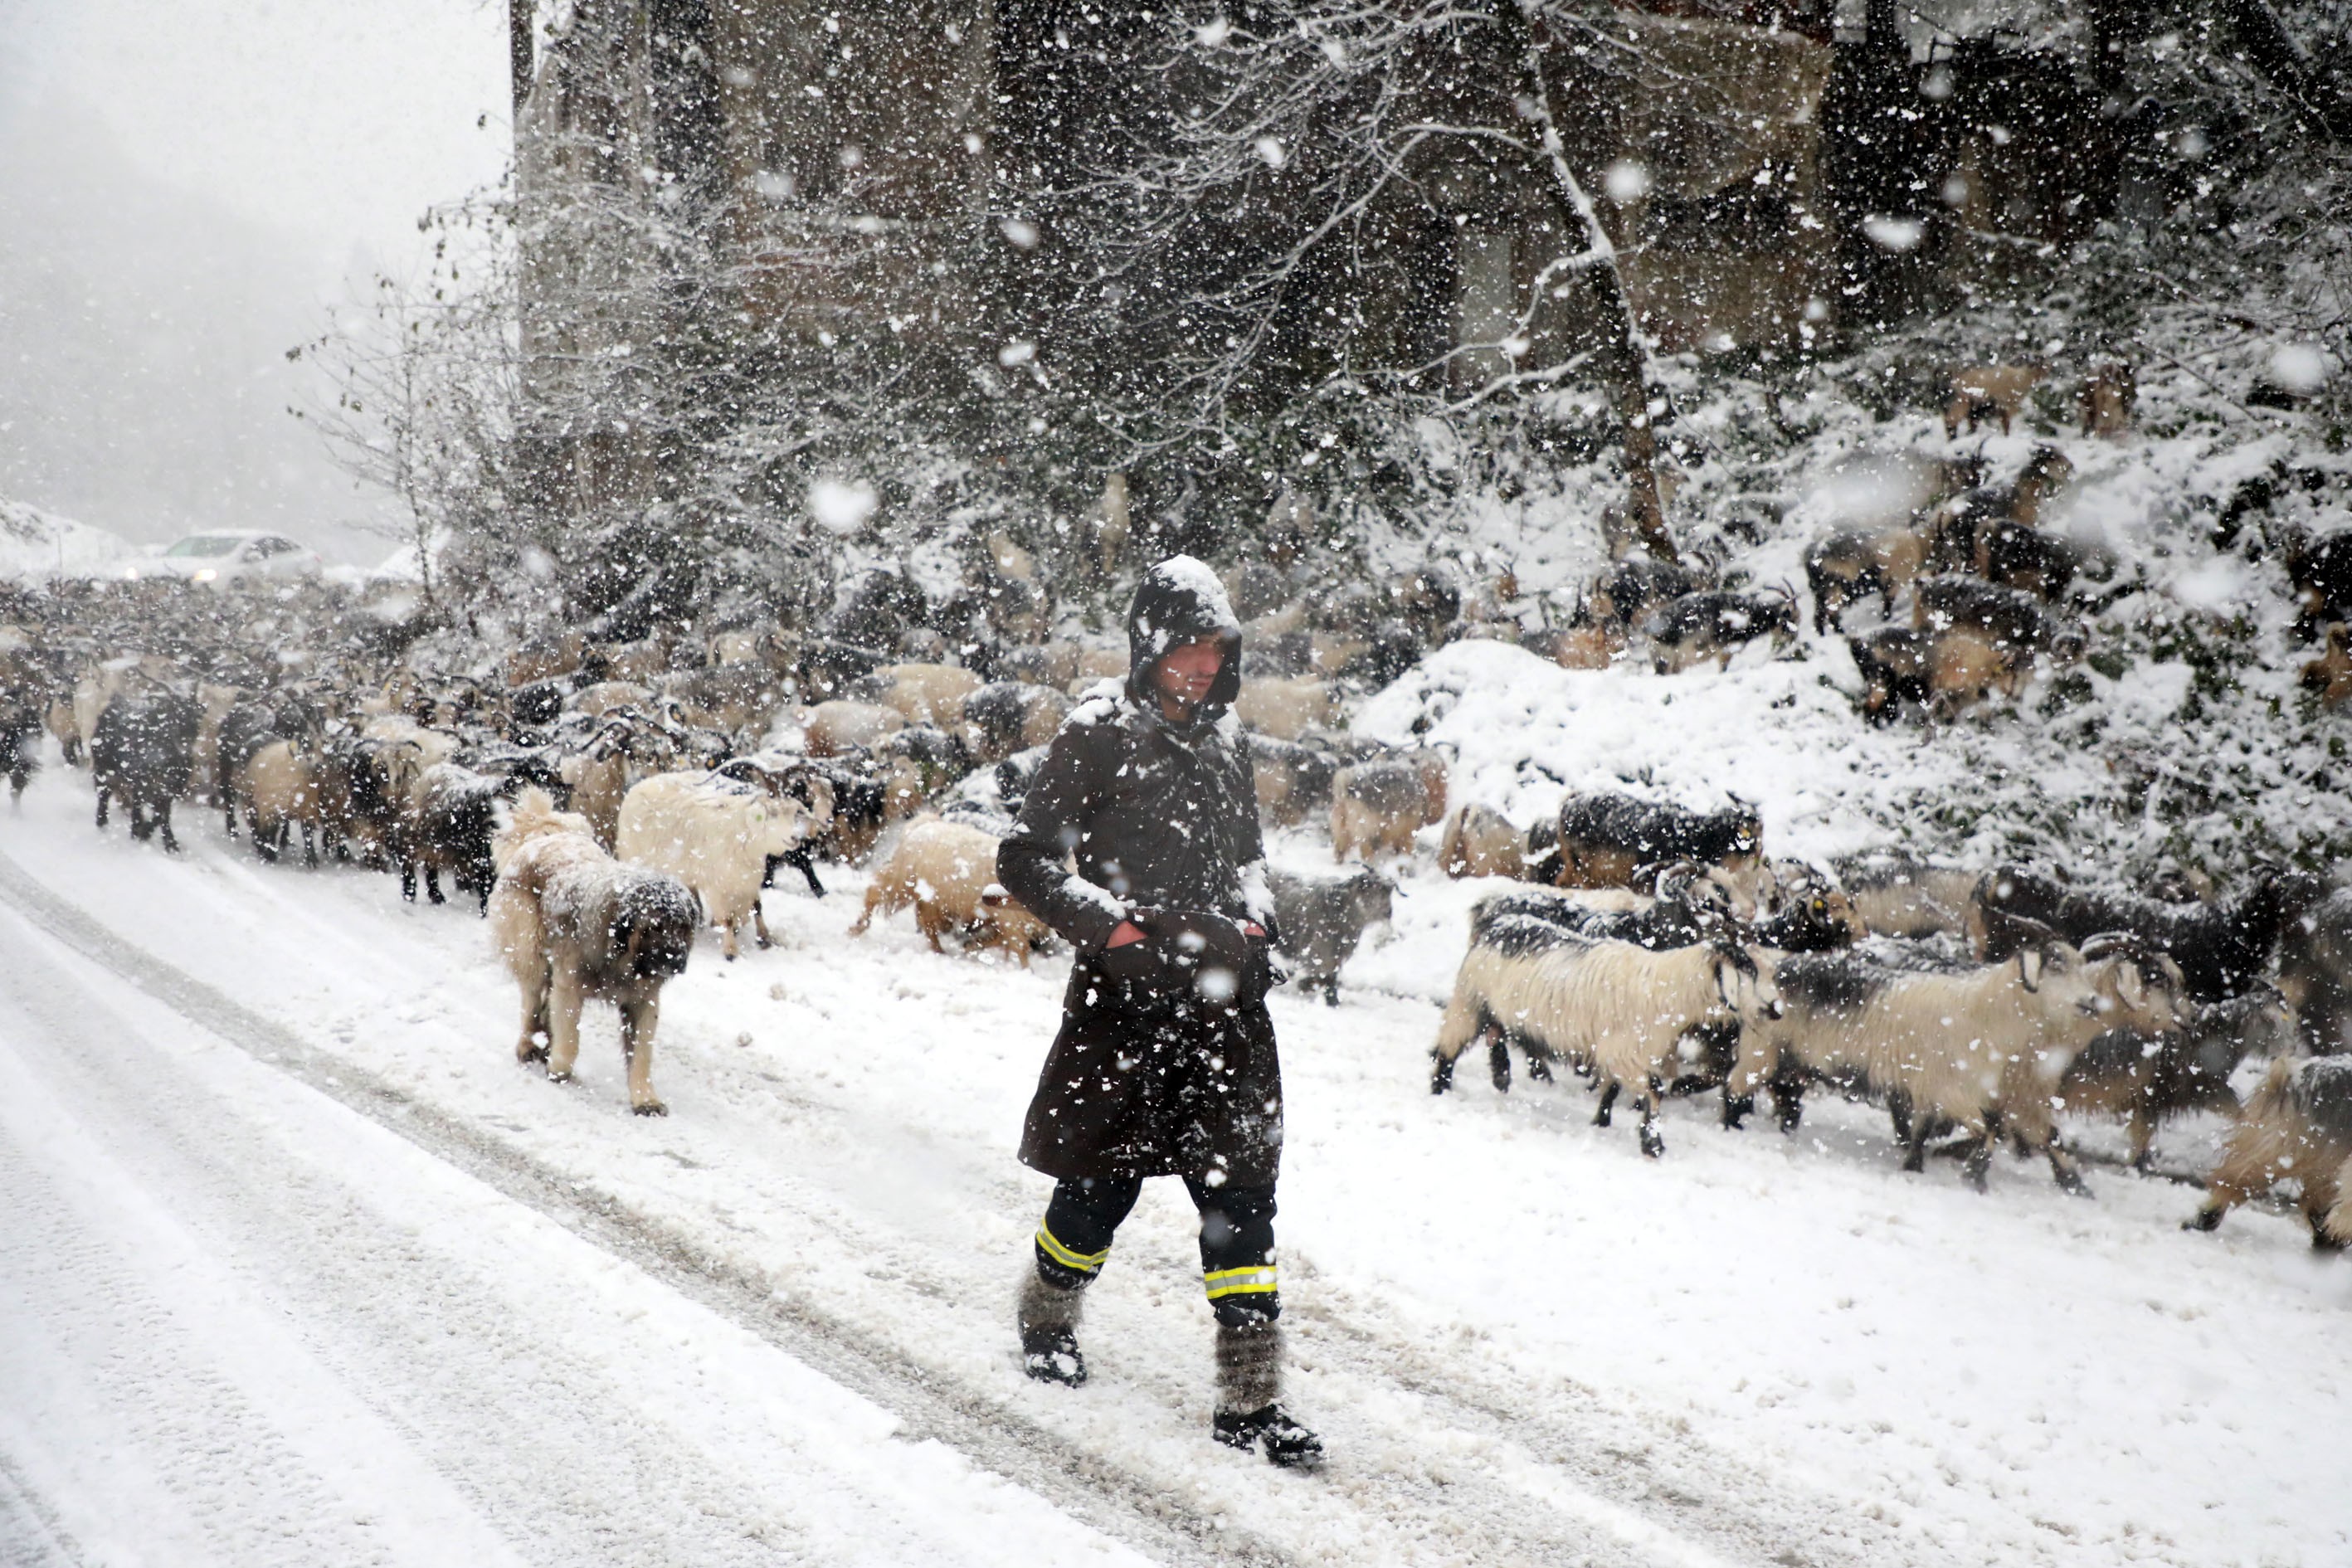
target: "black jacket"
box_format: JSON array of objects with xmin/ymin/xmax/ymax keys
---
[{"xmin": 999, "ymin": 558, "xmax": 1285, "ymax": 1183}]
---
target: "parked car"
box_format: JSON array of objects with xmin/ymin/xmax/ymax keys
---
[{"xmin": 126, "ymin": 531, "xmax": 324, "ymax": 588}]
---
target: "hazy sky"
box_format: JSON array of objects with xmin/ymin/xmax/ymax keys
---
[{"xmin": 0, "ymin": 0, "xmax": 510, "ymax": 562}]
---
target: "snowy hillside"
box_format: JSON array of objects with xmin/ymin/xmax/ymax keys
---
[{"xmin": 0, "ymin": 499, "xmax": 140, "ymax": 582}]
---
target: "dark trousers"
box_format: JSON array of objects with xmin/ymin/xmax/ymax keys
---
[{"xmin": 1032, "ymin": 1174, "xmax": 1279, "ymax": 1327}]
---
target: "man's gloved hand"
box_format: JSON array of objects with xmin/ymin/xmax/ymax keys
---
[{"xmin": 1099, "ymin": 908, "xmax": 1261, "ymax": 1004}]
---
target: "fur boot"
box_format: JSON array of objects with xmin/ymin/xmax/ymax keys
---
[
  {"xmin": 1018, "ymin": 1270, "xmax": 1087, "ymax": 1385},
  {"xmin": 1212, "ymin": 1320, "xmax": 1322, "ymax": 1467}
]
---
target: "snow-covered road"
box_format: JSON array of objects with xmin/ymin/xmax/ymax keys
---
[
  {"xmin": 0, "ymin": 886, "xmax": 1152, "ymax": 1568},
  {"xmin": 0, "ymin": 766, "xmax": 2346, "ymax": 1566}
]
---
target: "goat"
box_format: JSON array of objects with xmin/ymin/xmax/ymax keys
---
[
  {"xmin": 1438, "ymin": 801, "xmax": 1560, "ymax": 881},
  {"xmin": 803, "ymin": 699, "xmax": 906, "ymax": 757},
  {"xmin": 90, "ymin": 688, "xmax": 201, "ymax": 852},
  {"xmin": 2274, "ymin": 886, "xmax": 2352, "ymax": 1054},
  {"xmin": 1641, "ymin": 590, "xmax": 1796, "ymax": 674},
  {"xmin": 1551, "ymin": 791, "xmax": 1761, "ymax": 889},
  {"xmin": 1248, "ymin": 733, "xmax": 1341, "ymax": 828},
  {"xmin": 1970, "ymin": 863, "xmax": 2321, "ymax": 1004},
  {"xmin": 2186, "ymin": 1057, "xmax": 2352, "ymax": 1247},
  {"xmin": 2060, "ymin": 988, "xmax": 2293, "ymax": 1168},
  {"xmin": 1431, "ymin": 916, "xmax": 1776, "ymax": 1157},
  {"xmin": 1942, "ymin": 363, "xmax": 2047, "ymax": 438},
  {"xmin": 1331, "ymin": 753, "xmax": 1447, "ymax": 863},
  {"xmin": 1832, "ymin": 854, "xmax": 1979, "ymax": 937},
  {"xmin": 2078, "ymin": 363, "xmax": 2135, "ymax": 437},
  {"xmin": 1266, "ymin": 864, "xmax": 1394, "ymax": 1005},
  {"xmin": 1232, "ymin": 676, "xmax": 1341, "ymax": 740}
]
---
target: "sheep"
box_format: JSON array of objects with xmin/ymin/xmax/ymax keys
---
[
  {"xmin": 239, "ymin": 738, "xmax": 329, "ymax": 864},
  {"xmin": 1431, "ymin": 917, "xmax": 1776, "ymax": 1157},
  {"xmin": 616, "ymin": 770, "xmax": 825, "ymax": 959},
  {"xmin": 1942, "ymin": 363, "xmax": 2047, "ymax": 438},
  {"xmin": 1551, "ymin": 791, "xmax": 1761, "ymax": 890},
  {"xmin": 1248, "ymin": 733, "xmax": 1341, "ymax": 827},
  {"xmin": 489, "ymin": 787, "xmax": 698, "ymax": 1116},
  {"xmin": 803, "ymin": 699, "xmax": 906, "ymax": 757},
  {"xmin": 662, "ymin": 660, "xmax": 786, "ymax": 736},
  {"xmin": 849, "ymin": 661, "xmax": 982, "ymax": 728},
  {"xmin": 90, "ymin": 689, "xmax": 201, "ymax": 852},
  {"xmin": 1970, "ymin": 863, "xmax": 2321, "ymax": 1004},
  {"xmin": 848, "ymin": 816, "xmax": 1051, "ymax": 964},
  {"xmin": 1232, "ymin": 676, "xmax": 1341, "ymax": 740},
  {"xmin": 1641, "ymin": 590, "xmax": 1796, "ymax": 674},
  {"xmin": 996, "ymin": 643, "xmax": 1083, "ymax": 689},
  {"xmin": 1473, "ymin": 869, "xmax": 1738, "ymax": 952},
  {"xmin": 1832, "ymin": 854, "xmax": 1980, "ymax": 937},
  {"xmin": 505, "ymin": 628, "xmax": 587, "ymax": 688},
  {"xmin": 2060, "ymin": 988, "xmax": 2294, "ymax": 1169},
  {"xmin": 1266, "ymin": 864, "xmax": 1393, "ymax": 1005},
  {"xmin": 1735, "ymin": 937, "xmax": 2187, "ymax": 1191},
  {"xmin": 1331, "ymin": 752, "xmax": 1448, "ymax": 863},
  {"xmin": 959, "ymin": 680, "xmax": 1072, "ymax": 765},
  {"xmin": 2185, "ymin": 1057, "xmax": 2352, "ymax": 1247}
]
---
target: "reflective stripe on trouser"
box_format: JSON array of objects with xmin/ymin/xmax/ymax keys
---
[
  {"xmin": 1035, "ymin": 1223, "xmax": 1111, "ymax": 1281},
  {"xmin": 1203, "ymin": 1264, "xmax": 1278, "ymax": 1303}
]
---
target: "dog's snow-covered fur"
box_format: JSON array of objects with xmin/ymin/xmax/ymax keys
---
[{"xmin": 489, "ymin": 788, "xmax": 699, "ymax": 1115}]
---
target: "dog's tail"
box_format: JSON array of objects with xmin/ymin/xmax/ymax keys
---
[{"xmin": 495, "ymin": 786, "xmax": 587, "ymax": 873}]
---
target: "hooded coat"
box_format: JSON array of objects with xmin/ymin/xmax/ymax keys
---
[{"xmin": 998, "ymin": 557, "xmax": 1285, "ymax": 1184}]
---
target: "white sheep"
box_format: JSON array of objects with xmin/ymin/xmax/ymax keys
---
[
  {"xmin": 1735, "ymin": 940, "xmax": 2185, "ymax": 1191},
  {"xmin": 1432, "ymin": 917, "xmax": 1775, "ymax": 1157},
  {"xmin": 239, "ymin": 738, "xmax": 326, "ymax": 864},
  {"xmin": 855, "ymin": 663, "xmax": 983, "ymax": 728},
  {"xmin": 803, "ymin": 699, "xmax": 907, "ymax": 757},
  {"xmin": 616, "ymin": 770, "xmax": 824, "ymax": 960},
  {"xmin": 1231, "ymin": 675, "xmax": 1339, "ymax": 740}
]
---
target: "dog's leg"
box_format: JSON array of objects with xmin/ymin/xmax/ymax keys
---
[
  {"xmin": 545, "ymin": 962, "xmax": 585, "ymax": 1083},
  {"xmin": 622, "ymin": 996, "xmax": 666, "ymax": 1116},
  {"xmin": 514, "ymin": 952, "xmax": 550, "ymax": 1064},
  {"xmin": 753, "ymin": 901, "xmax": 774, "ymax": 950}
]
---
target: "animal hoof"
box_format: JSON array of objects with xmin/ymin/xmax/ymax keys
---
[
  {"xmin": 1639, "ymin": 1127, "xmax": 1665, "ymax": 1159},
  {"xmin": 546, "ymin": 1069, "xmax": 572, "ymax": 1084},
  {"xmin": 517, "ymin": 1044, "xmax": 548, "ymax": 1064},
  {"xmin": 632, "ymin": 1101, "xmax": 669, "ymax": 1117}
]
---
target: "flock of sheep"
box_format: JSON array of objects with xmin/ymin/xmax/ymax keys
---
[{"xmin": 2, "ymin": 470, "xmax": 2350, "ymax": 1250}]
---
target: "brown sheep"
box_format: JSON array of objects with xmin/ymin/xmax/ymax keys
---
[
  {"xmin": 849, "ymin": 817, "xmax": 1052, "ymax": 964},
  {"xmin": 1943, "ymin": 364, "xmax": 2047, "ymax": 439}
]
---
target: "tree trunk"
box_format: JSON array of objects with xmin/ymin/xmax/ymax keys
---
[
  {"xmin": 510, "ymin": 0, "xmax": 535, "ymax": 121},
  {"xmin": 1497, "ymin": 0, "xmax": 1678, "ymax": 562}
]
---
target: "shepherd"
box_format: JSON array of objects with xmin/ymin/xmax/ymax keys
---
[{"xmin": 996, "ymin": 555, "xmax": 1323, "ymax": 1468}]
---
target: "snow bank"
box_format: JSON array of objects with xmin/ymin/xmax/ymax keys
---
[
  {"xmin": 0, "ymin": 499, "xmax": 141, "ymax": 582},
  {"xmin": 1351, "ymin": 637, "xmax": 1936, "ymax": 867}
]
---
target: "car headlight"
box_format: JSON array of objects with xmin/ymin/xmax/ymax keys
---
[{"xmin": 192, "ymin": 567, "xmax": 217, "ymax": 582}]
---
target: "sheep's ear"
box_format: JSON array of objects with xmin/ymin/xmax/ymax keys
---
[{"xmin": 2018, "ymin": 947, "xmax": 2045, "ymax": 993}]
